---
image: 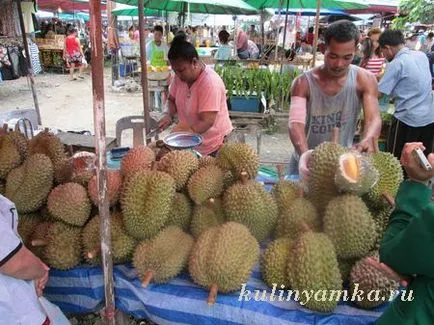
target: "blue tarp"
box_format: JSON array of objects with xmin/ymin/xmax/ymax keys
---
[{"xmin": 45, "ymin": 262, "xmax": 387, "ymax": 324}]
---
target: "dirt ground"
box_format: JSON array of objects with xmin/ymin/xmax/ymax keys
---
[{"xmin": 0, "ymin": 68, "xmax": 294, "ymax": 164}]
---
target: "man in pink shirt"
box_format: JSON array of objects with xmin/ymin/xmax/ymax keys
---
[{"xmin": 159, "ymin": 39, "xmax": 233, "ymax": 156}]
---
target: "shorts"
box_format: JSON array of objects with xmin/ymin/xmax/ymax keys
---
[{"xmin": 66, "ymin": 51, "xmax": 83, "ymax": 65}]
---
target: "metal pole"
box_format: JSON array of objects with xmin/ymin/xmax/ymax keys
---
[
  {"xmin": 138, "ymin": 0, "xmax": 151, "ymax": 142},
  {"xmin": 88, "ymin": 1, "xmax": 115, "ymax": 325},
  {"xmin": 16, "ymin": 0, "xmax": 42, "ymax": 126},
  {"xmin": 311, "ymin": 0, "xmax": 322, "ymax": 68}
]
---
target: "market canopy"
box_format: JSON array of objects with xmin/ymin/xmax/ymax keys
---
[
  {"xmin": 344, "ymin": 0, "xmax": 399, "ymax": 14},
  {"xmin": 113, "ymin": 0, "xmax": 259, "ymax": 15},
  {"xmin": 275, "ymin": 8, "xmax": 352, "ymax": 16},
  {"xmin": 111, "ymin": 3, "xmax": 168, "ymax": 16},
  {"xmin": 244, "ymin": 0, "xmax": 368, "ymax": 10},
  {"xmin": 36, "ymin": 0, "xmax": 106, "ymax": 12}
]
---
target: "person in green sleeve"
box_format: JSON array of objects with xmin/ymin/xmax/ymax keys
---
[
  {"xmin": 146, "ymin": 25, "xmax": 169, "ymax": 68},
  {"xmin": 375, "ymin": 142, "xmax": 434, "ymax": 325}
]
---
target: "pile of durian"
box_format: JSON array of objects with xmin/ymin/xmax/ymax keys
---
[{"xmin": 0, "ymin": 128, "xmax": 404, "ymax": 312}]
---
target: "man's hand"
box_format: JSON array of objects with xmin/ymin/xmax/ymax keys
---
[
  {"xmin": 35, "ymin": 262, "xmax": 50, "ymax": 297},
  {"xmin": 172, "ymin": 121, "xmax": 193, "ymax": 133},
  {"xmin": 158, "ymin": 113, "xmax": 173, "ymax": 131},
  {"xmin": 354, "ymin": 137, "xmax": 375, "ymax": 153},
  {"xmin": 298, "ymin": 149, "xmax": 313, "ymax": 184},
  {"xmin": 400, "ymin": 142, "xmax": 434, "ymax": 183}
]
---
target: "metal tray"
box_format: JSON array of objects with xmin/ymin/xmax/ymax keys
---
[{"xmin": 163, "ymin": 132, "xmax": 203, "ymax": 150}]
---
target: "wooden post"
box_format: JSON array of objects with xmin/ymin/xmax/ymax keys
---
[
  {"xmin": 311, "ymin": 0, "xmax": 322, "ymax": 68},
  {"xmin": 278, "ymin": 0, "xmax": 290, "ymax": 111},
  {"xmin": 88, "ymin": 1, "xmax": 115, "ymax": 324},
  {"xmin": 16, "ymin": 0, "xmax": 42, "ymax": 126},
  {"xmin": 138, "ymin": 0, "xmax": 151, "ymax": 143}
]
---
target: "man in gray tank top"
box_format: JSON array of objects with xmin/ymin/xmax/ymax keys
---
[{"xmin": 288, "ymin": 20, "xmax": 382, "ymax": 178}]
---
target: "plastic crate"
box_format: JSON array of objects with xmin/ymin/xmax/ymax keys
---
[{"xmin": 230, "ymin": 96, "xmax": 260, "ymax": 113}]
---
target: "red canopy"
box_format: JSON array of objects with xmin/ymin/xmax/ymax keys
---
[{"xmin": 37, "ymin": 0, "xmax": 106, "ymax": 12}]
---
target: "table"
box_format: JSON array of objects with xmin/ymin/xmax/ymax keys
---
[
  {"xmin": 56, "ymin": 132, "xmax": 117, "ymax": 153},
  {"xmin": 45, "ymin": 262, "xmax": 387, "ymax": 324}
]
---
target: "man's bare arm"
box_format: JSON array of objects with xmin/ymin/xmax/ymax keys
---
[
  {"xmin": 358, "ymin": 70, "xmax": 382, "ymax": 151},
  {"xmin": 288, "ymin": 75, "xmax": 309, "ymax": 156},
  {"xmin": 0, "ymin": 245, "xmax": 48, "ymax": 281}
]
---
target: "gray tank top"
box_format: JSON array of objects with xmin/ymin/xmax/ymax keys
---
[{"xmin": 288, "ymin": 65, "xmax": 362, "ymax": 175}]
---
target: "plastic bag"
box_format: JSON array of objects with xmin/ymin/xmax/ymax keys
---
[{"xmin": 39, "ymin": 297, "xmax": 71, "ymax": 325}]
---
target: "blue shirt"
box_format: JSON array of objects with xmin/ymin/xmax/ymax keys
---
[{"xmin": 379, "ymin": 47, "xmax": 434, "ymax": 127}]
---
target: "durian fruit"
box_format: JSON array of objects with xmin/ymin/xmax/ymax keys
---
[
  {"xmin": 28, "ymin": 130, "xmax": 68, "ymax": 184},
  {"xmin": 190, "ymin": 198, "xmax": 225, "ymax": 239},
  {"xmin": 338, "ymin": 258, "xmax": 358, "ymax": 283},
  {"xmin": 216, "ymin": 143, "xmax": 259, "ymax": 180},
  {"xmin": 71, "ymin": 170, "xmax": 94, "ymax": 187},
  {"xmin": 335, "ymin": 152, "xmax": 379, "ymax": 196},
  {"xmin": 261, "ymin": 237, "xmax": 292, "ymax": 289},
  {"xmin": 158, "ymin": 151, "xmax": 199, "ymax": 190},
  {"xmin": 120, "ymin": 145, "xmax": 155, "ymax": 178},
  {"xmin": 287, "ymin": 230, "xmax": 342, "ymax": 312},
  {"xmin": 275, "ymin": 191, "xmax": 320, "ymax": 239},
  {"xmin": 82, "ymin": 213, "xmax": 137, "ymax": 264},
  {"xmin": 7, "ymin": 131, "xmax": 28, "ymax": 162},
  {"xmin": 5, "ymin": 154, "xmax": 54, "ymax": 213},
  {"xmin": 189, "ymin": 222, "xmax": 260, "ymax": 305},
  {"xmin": 223, "ymin": 172, "xmax": 278, "ymax": 242},
  {"xmin": 0, "ymin": 136, "xmax": 21, "ymax": 179},
  {"xmin": 17, "ymin": 213, "xmax": 42, "ymax": 246},
  {"xmin": 47, "ymin": 182, "xmax": 91, "ymax": 226},
  {"xmin": 187, "ymin": 165, "xmax": 225, "ymax": 205},
  {"xmin": 121, "ymin": 169, "xmax": 176, "ymax": 239},
  {"xmin": 87, "ymin": 170, "xmax": 122, "ymax": 207},
  {"xmin": 324, "ymin": 195, "xmax": 377, "ymax": 259},
  {"xmin": 198, "ymin": 156, "xmax": 216, "ymax": 168},
  {"xmin": 371, "ymin": 207, "xmax": 393, "ymax": 250},
  {"xmin": 133, "ymin": 226, "xmax": 194, "ymax": 287},
  {"xmin": 166, "ymin": 192, "xmax": 193, "ymax": 232},
  {"xmin": 29, "ymin": 221, "xmax": 51, "ymax": 260},
  {"xmin": 272, "ymin": 180, "xmax": 301, "ymax": 214},
  {"xmin": 308, "ymin": 140, "xmax": 346, "ymax": 213},
  {"xmin": 32, "ymin": 222, "xmax": 82, "ymax": 270},
  {"xmin": 349, "ymin": 253, "xmax": 399, "ymax": 309},
  {"xmin": 0, "ymin": 179, "xmax": 5, "ymax": 195},
  {"xmin": 53, "ymin": 158, "xmax": 73, "ymax": 184},
  {"xmin": 364, "ymin": 151, "xmax": 403, "ymax": 209},
  {"xmin": 223, "ymin": 171, "xmax": 235, "ymax": 190}
]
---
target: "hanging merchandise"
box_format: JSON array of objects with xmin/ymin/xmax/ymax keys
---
[
  {"xmin": 21, "ymin": 1, "xmax": 36, "ymax": 34},
  {"xmin": 28, "ymin": 39, "xmax": 42, "ymax": 74}
]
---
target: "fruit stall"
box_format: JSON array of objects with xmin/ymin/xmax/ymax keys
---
[{"xmin": 0, "ymin": 125, "xmax": 404, "ymax": 324}]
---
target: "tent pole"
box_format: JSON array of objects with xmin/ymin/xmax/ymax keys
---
[
  {"xmin": 138, "ymin": 0, "xmax": 151, "ymax": 142},
  {"xmin": 311, "ymin": 0, "xmax": 321, "ymax": 68},
  {"xmin": 88, "ymin": 1, "xmax": 115, "ymax": 324},
  {"xmin": 16, "ymin": 0, "xmax": 42, "ymax": 126}
]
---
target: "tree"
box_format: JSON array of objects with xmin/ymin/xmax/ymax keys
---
[{"xmin": 392, "ymin": 0, "xmax": 434, "ymax": 30}]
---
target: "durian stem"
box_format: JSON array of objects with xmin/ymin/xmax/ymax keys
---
[
  {"xmin": 141, "ymin": 271, "xmax": 154, "ymax": 288},
  {"xmin": 151, "ymin": 161, "xmax": 158, "ymax": 171},
  {"xmin": 207, "ymin": 283, "xmax": 218, "ymax": 306},
  {"xmin": 382, "ymin": 193, "xmax": 395, "ymax": 208},
  {"xmin": 296, "ymin": 187, "xmax": 304, "ymax": 198},
  {"xmin": 240, "ymin": 171, "xmax": 249, "ymax": 184},
  {"xmin": 31, "ymin": 239, "xmax": 48, "ymax": 247},
  {"xmin": 87, "ymin": 246, "xmax": 102, "ymax": 260},
  {"xmin": 2, "ymin": 123, "xmax": 8, "ymax": 132},
  {"xmin": 332, "ymin": 127, "xmax": 340, "ymax": 143}
]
